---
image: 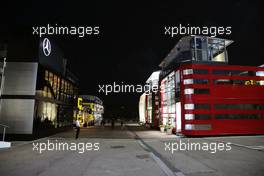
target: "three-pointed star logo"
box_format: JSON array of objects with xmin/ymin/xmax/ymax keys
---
[{"xmin": 43, "ymin": 38, "xmax": 51, "ymax": 56}]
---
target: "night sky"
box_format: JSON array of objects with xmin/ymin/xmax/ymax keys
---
[{"xmin": 1, "ymin": 1, "xmax": 263, "ymax": 119}]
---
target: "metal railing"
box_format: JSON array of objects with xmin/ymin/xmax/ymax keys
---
[{"xmin": 0, "ymin": 123, "xmax": 9, "ymax": 141}]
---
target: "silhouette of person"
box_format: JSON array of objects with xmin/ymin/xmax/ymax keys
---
[{"xmin": 75, "ymin": 119, "xmax": 81, "ymax": 139}]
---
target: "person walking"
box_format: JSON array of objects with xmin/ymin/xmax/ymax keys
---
[
  {"xmin": 111, "ymin": 118, "xmax": 115, "ymax": 129},
  {"xmin": 121, "ymin": 120, "xmax": 124, "ymax": 130},
  {"xmin": 101, "ymin": 119, "xmax": 105, "ymax": 128},
  {"xmin": 75, "ymin": 118, "xmax": 81, "ymax": 139}
]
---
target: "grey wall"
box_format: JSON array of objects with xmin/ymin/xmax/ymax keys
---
[
  {"xmin": 0, "ymin": 99, "xmax": 35, "ymax": 134},
  {"xmin": 0, "ymin": 62, "xmax": 38, "ymax": 134},
  {"xmin": 2, "ymin": 62, "xmax": 38, "ymax": 95}
]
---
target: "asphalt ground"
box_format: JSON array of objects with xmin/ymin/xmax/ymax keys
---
[{"xmin": 1, "ymin": 125, "xmax": 263, "ymax": 176}]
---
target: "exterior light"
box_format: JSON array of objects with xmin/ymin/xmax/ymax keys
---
[
  {"xmin": 185, "ymin": 114, "xmax": 194, "ymax": 120},
  {"xmin": 184, "ymin": 104, "xmax": 194, "ymax": 110},
  {"xmin": 184, "ymin": 88, "xmax": 194, "ymax": 95},
  {"xmin": 183, "ymin": 79, "xmax": 193, "ymax": 85},
  {"xmin": 183, "ymin": 69, "xmax": 193, "ymax": 75},
  {"xmin": 185, "ymin": 124, "xmax": 194, "ymax": 130}
]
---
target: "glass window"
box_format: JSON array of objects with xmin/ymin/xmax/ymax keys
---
[
  {"xmin": 61, "ymin": 79, "xmax": 64, "ymax": 93},
  {"xmin": 195, "ymin": 37, "xmax": 208, "ymax": 61},
  {"xmin": 194, "ymin": 79, "xmax": 209, "ymax": 84},
  {"xmin": 43, "ymin": 86, "xmax": 47, "ymax": 97},
  {"xmin": 208, "ymin": 38, "xmax": 226, "ymax": 62},
  {"xmin": 215, "ymin": 114, "xmax": 262, "ymax": 120},
  {"xmin": 194, "ymin": 114, "xmax": 211, "ymax": 120},
  {"xmin": 163, "ymin": 72, "xmax": 176, "ymax": 116},
  {"xmin": 60, "ymin": 92, "xmax": 64, "ymax": 101},
  {"xmin": 65, "ymin": 81, "xmax": 68, "ymax": 93},
  {"xmin": 53, "ymin": 75, "xmax": 57, "ymax": 95},
  {"xmin": 193, "ymin": 69, "xmax": 209, "ymax": 74},
  {"xmin": 69, "ymin": 83, "xmax": 73, "ymax": 95},
  {"xmin": 49, "ymin": 72, "xmax": 53, "ymax": 86},
  {"xmin": 45, "ymin": 70, "xmax": 49, "ymax": 81},
  {"xmin": 194, "ymin": 88, "xmax": 210, "ymax": 94},
  {"xmin": 215, "ymin": 104, "xmax": 264, "ymax": 110},
  {"xmin": 195, "ymin": 104, "xmax": 210, "ymax": 109}
]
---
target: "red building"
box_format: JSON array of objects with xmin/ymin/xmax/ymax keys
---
[{"xmin": 157, "ymin": 36, "xmax": 264, "ymax": 136}]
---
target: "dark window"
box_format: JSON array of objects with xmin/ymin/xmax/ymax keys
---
[
  {"xmin": 215, "ymin": 114, "xmax": 262, "ymax": 120},
  {"xmin": 212, "ymin": 70, "xmax": 256, "ymax": 76},
  {"xmin": 195, "ymin": 104, "xmax": 210, "ymax": 109},
  {"xmin": 194, "ymin": 89, "xmax": 210, "ymax": 94},
  {"xmin": 215, "ymin": 104, "xmax": 264, "ymax": 110},
  {"xmin": 193, "ymin": 69, "xmax": 208, "ymax": 74},
  {"xmin": 193, "ymin": 79, "xmax": 209, "ymax": 84},
  {"xmin": 195, "ymin": 114, "xmax": 211, "ymax": 120}
]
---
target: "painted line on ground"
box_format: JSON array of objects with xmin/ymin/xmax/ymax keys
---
[
  {"xmin": 137, "ymin": 139, "xmax": 185, "ymax": 176},
  {"xmin": 204, "ymin": 138, "xmax": 264, "ymax": 151},
  {"xmin": 229, "ymin": 143, "xmax": 264, "ymax": 150},
  {"xmin": 202, "ymin": 135, "xmax": 264, "ymax": 140},
  {"xmin": 149, "ymin": 152, "xmax": 178, "ymax": 176},
  {"xmin": 127, "ymin": 129, "xmax": 185, "ymax": 176}
]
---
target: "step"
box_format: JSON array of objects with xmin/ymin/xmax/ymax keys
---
[{"xmin": 0, "ymin": 141, "xmax": 11, "ymax": 148}]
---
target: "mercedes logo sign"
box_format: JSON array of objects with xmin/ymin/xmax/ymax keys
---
[{"xmin": 43, "ymin": 38, "xmax": 51, "ymax": 56}]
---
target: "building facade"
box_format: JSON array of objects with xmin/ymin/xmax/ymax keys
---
[
  {"xmin": 0, "ymin": 37, "xmax": 79, "ymax": 134},
  {"xmin": 140, "ymin": 35, "xmax": 264, "ymax": 136}
]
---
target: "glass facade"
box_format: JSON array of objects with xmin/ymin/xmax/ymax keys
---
[
  {"xmin": 161, "ymin": 71, "xmax": 178, "ymax": 127},
  {"xmin": 191, "ymin": 36, "xmax": 229, "ymax": 63},
  {"xmin": 147, "ymin": 93, "xmax": 152, "ymax": 123},
  {"xmin": 34, "ymin": 66, "xmax": 78, "ymax": 129}
]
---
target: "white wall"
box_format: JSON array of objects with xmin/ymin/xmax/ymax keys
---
[{"xmin": 139, "ymin": 93, "xmax": 146, "ymax": 123}]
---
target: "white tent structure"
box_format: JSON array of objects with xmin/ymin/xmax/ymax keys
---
[{"xmin": 138, "ymin": 93, "xmax": 146, "ymax": 123}]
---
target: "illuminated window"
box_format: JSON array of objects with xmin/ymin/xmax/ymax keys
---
[
  {"xmin": 185, "ymin": 114, "xmax": 194, "ymax": 120},
  {"xmin": 64, "ymin": 81, "xmax": 67, "ymax": 94},
  {"xmin": 185, "ymin": 104, "xmax": 194, "ymax": 110},
  {"xmin": 184, "ymin": 88, "xmax": 194, "ymax": 95},
  {"xmin": 183, "ymin": 69, "xmax": 193, "ymax": 75},
  {"xmin": 37, "ymin": 101, "xmax": 58, "ymax": 125},
  {"xmin": 61, "ymin": 79, "xmax": 64, "ymax": 93},
  {"xmin": 184, "ymin": 79, "xmax": 193, "ymax": 85},
  {"xmin": 48, "ymin": 88, "xmax": 52, "ymax": 98},
  {"xmin": 45, "ymin": 70, "xmax": 49, "ymax": 81},
  {"xmin": 57, "ymin": 77, "xmax": 61, "ymax": 99},
  {"xmin": 185, "ymin": 124, "xmax": 194, "ymax": 130},
  {"xmin": 43, "ymin": 86, "xmax": 47, "ymax": 97},
  {"xmin": 49, "ymin": 72, "xmax": 53, "ymax": 86},
  {"xmin": 53, "ymin": 75, "xmax": 57, "ymax": 96}
]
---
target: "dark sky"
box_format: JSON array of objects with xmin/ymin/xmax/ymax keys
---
[{"xmin": 1, "ymin": 0, "xmax": 263, "ymax": 118}]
